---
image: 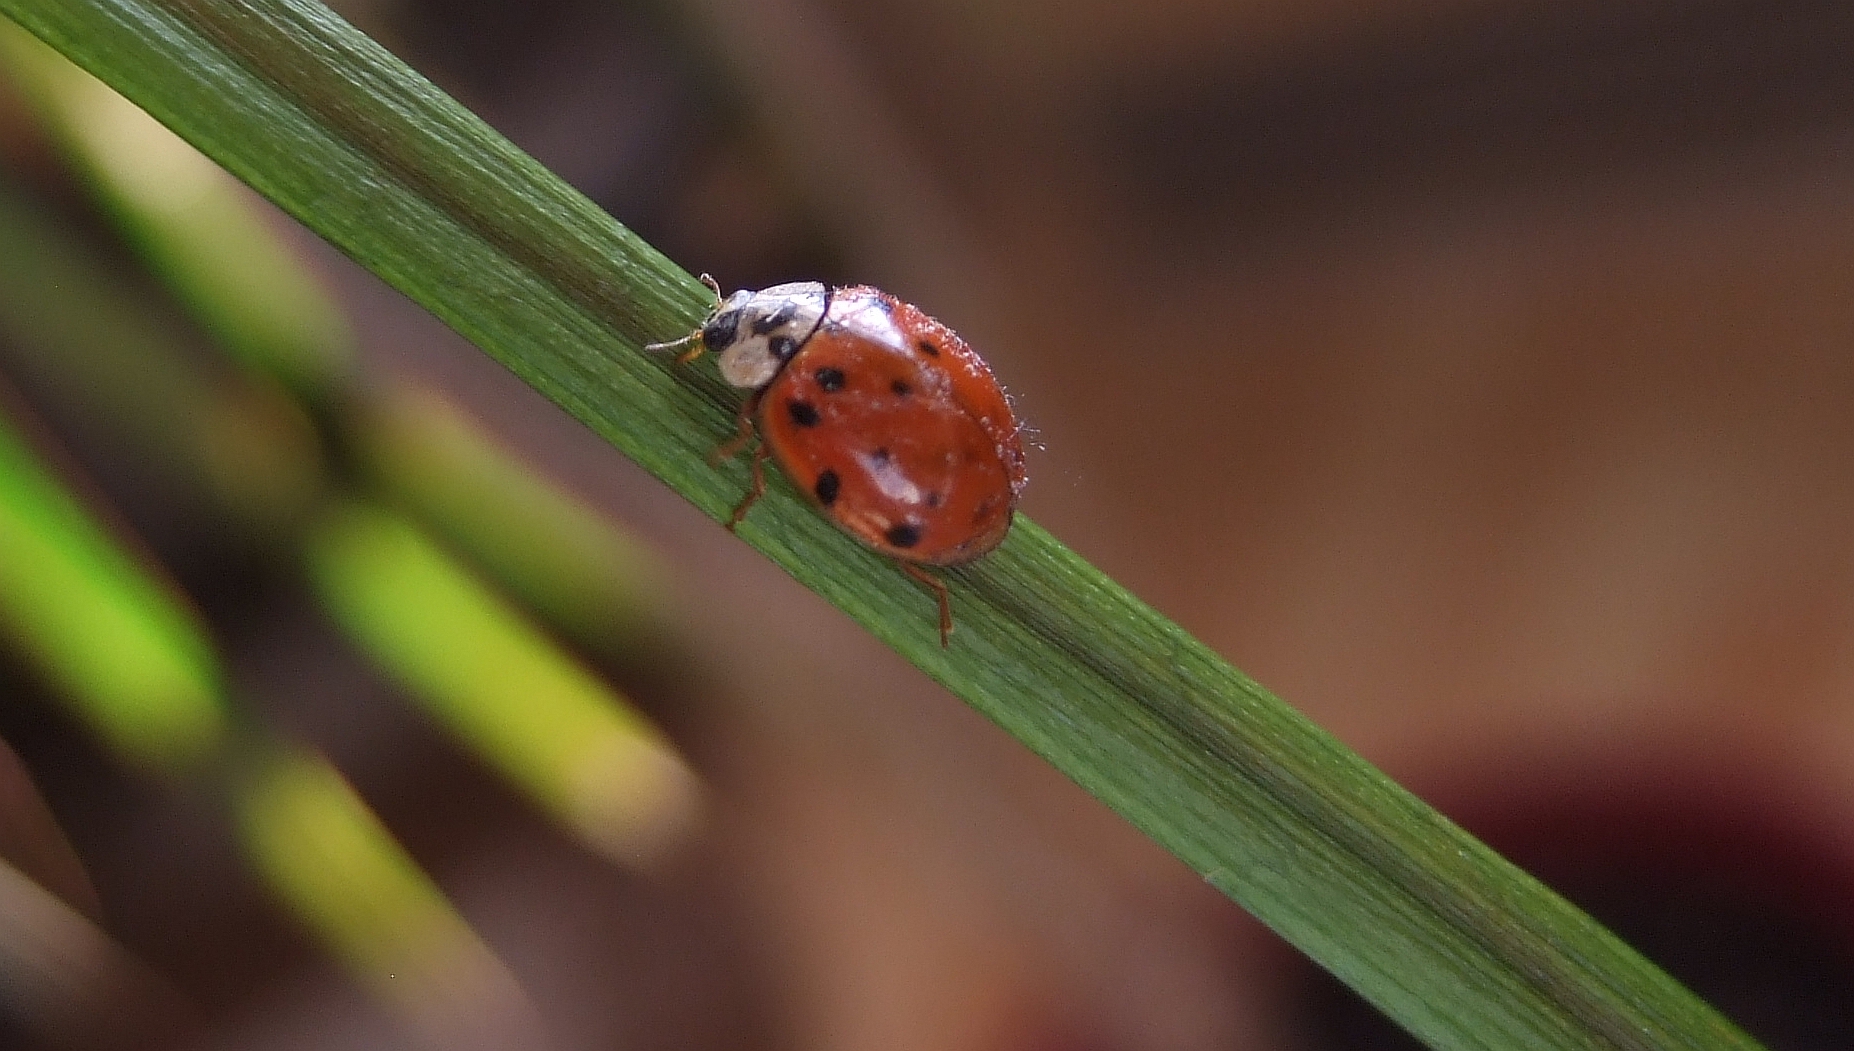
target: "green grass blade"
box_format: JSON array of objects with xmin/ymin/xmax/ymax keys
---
[{"xmin": 0, "ymin": 1, "xmax": 1765, "ymax": 1048}]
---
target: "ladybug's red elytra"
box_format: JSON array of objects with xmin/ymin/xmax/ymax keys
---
[{"xmin": 650, "ymin": 279, "xmax": 1026, "ymax": 646}]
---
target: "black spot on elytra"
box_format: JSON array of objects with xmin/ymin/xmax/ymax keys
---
[
  {"xmin": 814, "ymin": 469, "xmax": 841, "ymax": 505},
  {"xmin": 787, "ymin": 400, "xmax": 821, "ymax": 427},
  {"xmin": 891, "ymin": 379, "xmax": 912, "ymax": 397},
  {"xmin": 870, "ymin": 447, "xmax": 891, "ymax": 465},
  {"xmin": 701, "ymin": 309, "xmax": 741, "ymax": 350},
  {"xmin": 886, "ymin": 522, "xmax": 922, "ymax": 549},
  {"xmin": 916, "ymin": 338, "xmax": 939, "ymax": 357},
  {"xmin": 816, "ymin": 367, "xmax": 846, "ymax": 391},
  {"xmin": 925, "ymin": 491, "xmax": 943, "ymax": 509},
  {"xmin": 750, "ymin": 302, "xmax": 797, "ymax": 336},
  {"xmin": 972, "ymin": 497, "xmax": 996, "ymax": 521},
  {"xmin": 769, "ymin": 335, "xmax": 798, "ymax": 360}
]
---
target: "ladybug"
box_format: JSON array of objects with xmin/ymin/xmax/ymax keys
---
[{"xmin": 650, "ymin": 278, "xmax": 1026, "ymax": 646}]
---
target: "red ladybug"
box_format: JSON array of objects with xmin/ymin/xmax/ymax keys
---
[{"xmin": 651, "ymin": 279, "xmax": 1026, "ymax": 645}]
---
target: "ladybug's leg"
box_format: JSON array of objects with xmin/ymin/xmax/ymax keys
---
[
  {"xmin": 898, "ymin": 563, "xmax": 954, "ymax": 647},
  {"xmin": 726, "ymin": 443, "xmax": 772, "ymax": 530},
  {"xmin": 709, "ymin": 391, "xmax": 763, "ymax": 465},
  {"xmin": 706, "ymin": 391, "xmax": 767, "ymax": 529}
]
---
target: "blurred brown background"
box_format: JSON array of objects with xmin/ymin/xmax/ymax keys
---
[{"xmin": 7, "ymin": 0, "xmax": 1854, "ymax": 1047}]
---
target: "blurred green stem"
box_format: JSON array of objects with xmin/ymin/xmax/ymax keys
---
[{"xmin": 0, "ymin": 404, "xmax": 225, "ymax": 773}]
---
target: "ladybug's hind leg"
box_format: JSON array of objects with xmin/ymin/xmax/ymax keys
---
[
  {"xmin": 898, "ymin": 562, "xmax": 954, "ymax": 647},
  {"xmin": 726, "ymin": 443, "xmax": 772, "ymax": 530}
]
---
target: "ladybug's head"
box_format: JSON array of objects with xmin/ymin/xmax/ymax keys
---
[{"xmin": 705, "ymin": 282, "xmax": 830, "ymax": 390}]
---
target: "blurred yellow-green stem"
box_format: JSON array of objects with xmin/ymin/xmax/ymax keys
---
[
  {"xmin": 0, "ymin": 406, "xmax": 226, "ymax": 774},
  {"xmin": 236, "ymin": 747, "xmax": 549, "ymax": 1046},
  {"xmin": 306, "ymin": 501, "xmax": 701, "ymax": 867},
  {"xmin": 355, "ymin": 390, "xmax": 680, "ymax": 665}
]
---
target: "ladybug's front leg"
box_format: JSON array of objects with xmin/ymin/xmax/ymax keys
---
[
  {"xmin": 713, "ymin": 391, "xmax": 767, "ymax": 529},
  {"xmin": 710, "ymin": 388, "xmax": 764, "ymax": 465}
]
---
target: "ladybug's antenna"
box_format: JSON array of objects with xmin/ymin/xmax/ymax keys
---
[
  {"xmin": 645, "ymin": 274, "xmax": 728, "ymax": 359},
  {"xmin": 644, "ymin": 331, "xmax": 703, "ymax": 359}
]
